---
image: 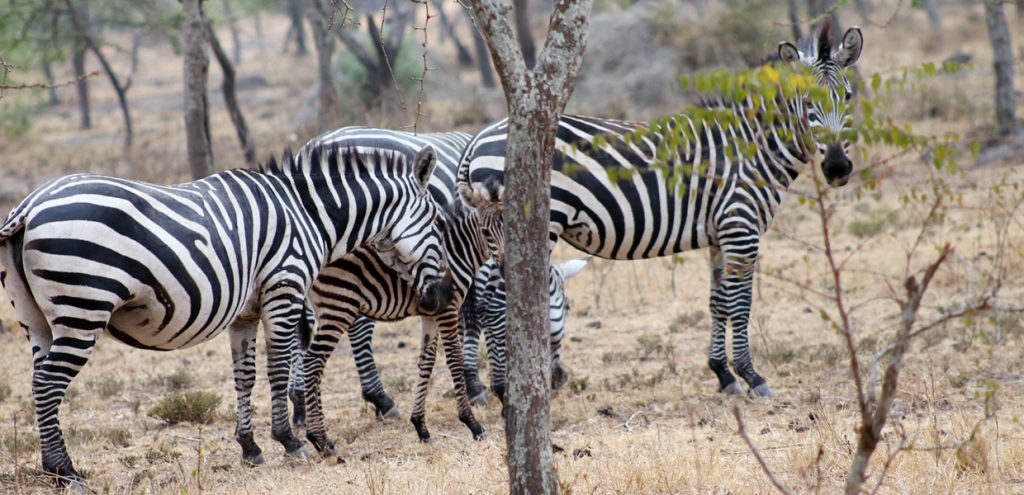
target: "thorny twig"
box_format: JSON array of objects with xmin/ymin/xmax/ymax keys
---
[
  {"xmin": 733, "ymin": 406, "xmax": 797, "ymax": 495},
  {"xmin": 407, "ymin": 0, "xmax": 435, "ymax": 133}
]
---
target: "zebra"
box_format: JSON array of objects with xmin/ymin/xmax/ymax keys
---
[
  {"xmin": 289, "ymin": 130, "xmax": 586, "ymax": 433},
  {"xmin": 0, "ymin": 143, "xmax": 451, "ymax": 487},
  {"xmin": 282, "ymin": 127, "xmax": 504, "ymax": 454},
  {"xmin": 462, "ymin": 257, "xmax": 589, "ymax": 404},
  {"xmin": 455, "ymin": 24, "xmax": 864, "ymax": 399}
]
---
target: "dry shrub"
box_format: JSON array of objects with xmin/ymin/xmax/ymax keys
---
[{"xmin": 148, "ymin": 391, "xmax": 221, "ymax": 425}]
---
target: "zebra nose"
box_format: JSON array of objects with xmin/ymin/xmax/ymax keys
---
[
  {"xmin": 418, "ymin": 278, "xmax": 454, "ymax": 315},
  {"xmin": 822, "ymin": 144, "xmax": 853, "ymax": 187}
]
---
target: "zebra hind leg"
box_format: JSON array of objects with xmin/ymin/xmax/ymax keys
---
[
  {"xmin": 288, "ymin": 347, "xmax": 306, "ymax": 429},
  {"xmin": 348, "ymin": 317, "xmax": 400, "ymax": 420},
  {"xmin": 229, "ymin": 319, "xmax": 265, "ymax": 466},
  {"xmin": 460, "ymin": 287, "xmax": 489, "ymax": 406},
  {"xmin": 720, "ymin": 244, "xmax": 774, "ymax": 398},
  {"xmin": 264, "ymin": 313, "xmax": 310, "ymax": 459},
  {"xmin": 302, "ymin": 321, "xmax": 349, "ymax": 457},
  {"xmin": 34, "ymin": 330, "xmax": 97, "ymax": 489}
]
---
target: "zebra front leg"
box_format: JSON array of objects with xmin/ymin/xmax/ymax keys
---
[
  {"xmin": 437, "ymin": 314, "xmax": 486, "ymax": 440},
  {"xmin": 229, "ymin": 318, "xmax": 265, "ymax": 465},
  {"xmin": 459, "ymin": 284, "xmax": 489, "ymax": 405},
  {"xmin": 33, "ymin": 328, "xmax": 97, "ymax": 489},
  {"xmin": 484, "ymin": 312, "xmax": 508, "ymax": 404},
  {"xmin": 288, "ymin": 304, "xmax": 316, "ymax": 429},
  {"xmin": 348, "ymin": 317, "xmax": 400, "ymax": 419},
  {"xmin": 410, "ymin": 318, "xmax": 441, "ymax": 442},
  {"xmin": 723, "ymin": 252, "xmax": 774, "ymax": 398},
  {"xmin": 263, "ymin": 311, "xmax": 310, "ymax": 459},
  {"xmin": 708, "ymin": 246, "xmax": 743, "ymax": 396}
]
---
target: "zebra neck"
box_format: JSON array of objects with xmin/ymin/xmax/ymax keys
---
[{"xmin": 444, "ymin": 216, "xmax": 491, "ymax": 294}]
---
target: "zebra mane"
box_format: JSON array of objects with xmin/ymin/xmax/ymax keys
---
[{"xmin": 258, "ymin": 141, "xmax": 413, "ymax": 179}]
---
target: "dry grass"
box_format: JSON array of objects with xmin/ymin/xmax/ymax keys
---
[{"xmin": 2, "ymin": 3, "xmax": 1024, "ymax": 495}]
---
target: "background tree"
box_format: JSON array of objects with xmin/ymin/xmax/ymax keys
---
[
  {"xmin": 513, "ymin": 0, "xmax": 536, "ymax": 69},
  {"xmin": 467, "ymin": 0, "xmax": 593, "ymax": 491},
  {"xmin": 333, "ymin": 1, "xmax": 414, "ymax": 116},
  {"xmin": 984, "ymin": 0, "xmax": 1015, "ymax": 135},
  {"xmin": 206, "ymin": 18, "xmax": 256, "ymax": 165},
  {"xmin": 307, "ymin": 0, "xmax": 340, "ymax": 130},
  {"xmin": 183, "ymin": 0, "xmax": 214, "ymax": 179}
]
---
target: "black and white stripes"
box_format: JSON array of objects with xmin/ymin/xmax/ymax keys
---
[
  {"xmin": 0, "ymin": 143, "xmax": 450, "ymax": 485},
  {"xmin": 456, "ymin": 26, "xmax": 864, "ymax": 398}
]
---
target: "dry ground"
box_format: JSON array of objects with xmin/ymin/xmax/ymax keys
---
[{"xmin": 2, "ymin": 3, "xmax": 1024, "ymax": 494}]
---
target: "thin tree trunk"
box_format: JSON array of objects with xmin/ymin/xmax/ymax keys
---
[
  {"xmin": 808, "ymin": 0, "xmax": 841, "ymax": 42},
  {"xmin": 71, "ymin": 43, "xmax": 90, "ymax": 128},
  {"xmin": 923, "ymin": 0, "xmax": 943, "ymax": 43},
  {"xmin": 207, "ymin": 20, "xmax": 256, "ymax": 166},
  {"xmin": 433, "ymin": 0, "xmax": 474, "ymax": 66},
  {"xmin": 41, "ymin": 57, "xmax": 59, "ymax": 105},
  {"xmin": 182, "ymin": 0, "xmax": 214, "ymax": 178},
  {"xmin": 254, "ymin": 12, "xmax": 266, "ymax": 53},
  {"xmin": 306, "ymin": 0, "xmax": 340, "ymax": 129},
  {"xmin": 130, "ymin": 32, "xmax": 142, "ymax": 74},
  {"xmin": 852, "ymin": 0, "xmax": 869, "ymax": 22},
  {"xmin": 66, "ymin": 0, "xmax": 133, "ymax": 147},
  {"xmin": 465, "ymin": 0, "xmax": 593, "ymax": 491},
  {"xmin": 470, "ymin": 18, "xmax": 496, "ymax": 89},
  {"xmin": 985, "ymin": 0, "xmax": 1016, "ymax": 135},
  {"xmin": 787, "ymin": 0, "xmax": 802, "ymax": 42},
  {"xmin": 513, "ymin": 0, "xmax": 536, "ymax": 69},
  {"xmin": 287, "ymin": 0, "xmax": 307, "ymax": 55},
  {"xmin": 222, "ymin": 0, "xmax": 242, "ymax": 64}
]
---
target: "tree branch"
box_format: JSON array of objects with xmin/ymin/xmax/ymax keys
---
[
  {"xmin": 733, "ymin": 406, "xmax": 797, "ymax": 495},
  {"xmin": 466, "ymin": 0, "xmax": 527, "ymax": 95}
]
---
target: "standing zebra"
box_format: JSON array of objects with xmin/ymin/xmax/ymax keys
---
[
  {"xmin": 463, "ymin": 257, "xmax": 588, "ymax": 404},
  {"xmin": 291, "ymin": 127, "xmax": 505, "ymax": 451},
  {"xmin": 456, "ymin": 25, "xmax": 864, "ymax": 398},
  {"xmin": 0, "ymin": 143, "xmax": 451, "ymax": 487},
  {"xmin": 288, "ymin": 128, "xmax": 582, "ymax": 431}
]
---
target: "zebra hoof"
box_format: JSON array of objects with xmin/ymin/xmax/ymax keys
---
[
  {"xmin": 379, "ymin": 405, "xmax": 402, "ymax": 420},
  {"xmin": 242, "ymin": 452, "xmax": 266, "ymax": 467},
  {"xmin": 286, "ymin": 445, "xmax": 311, "ymax": 460},
  {"xmin": 65, "ymin": 479, "xmax": 89, "ymax": 494},
  {"xmin": 721, "ymin": 382, "xmax": 745, "ymax": 396},
  {"xmin": 751, "ymin": 383, "xmax": 775, "ymax": 399},
  {"xmin": 469, "ymin": 388, "xmax": 489, "ymax": 406}
]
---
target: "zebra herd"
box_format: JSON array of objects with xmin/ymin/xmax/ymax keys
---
[{"xmin": 0, "ymin": 23, "xmax": 862, "ymax": 487}]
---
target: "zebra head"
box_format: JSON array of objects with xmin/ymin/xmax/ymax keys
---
[
  {"xmin": 458, "ymin": 178, "xmax": 506, "ymax": 273},
  {"xmin": 372, "ymin": 146, "xmax": 455, "ymax": 314},
  {"xmin": 778, "ymin": 21, "xmax": 863, "ymax": 187}
]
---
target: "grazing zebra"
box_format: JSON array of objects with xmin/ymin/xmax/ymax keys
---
[
  {"xmin": 462, "ymin": 257, "xmax": 588, "ymax": 404},
  {"xmin": 290, "ymin": 130, "xmax": 583, "ymax": 432},
  {"xmin": 0, "ymin": 143, "xmax": 451, "ymax": 487},
  {"xmin": 288, "ymin": 128, "xmax": 504, "ymax": 453},
  {"xmin": 456, "ymin": 24, "xmax": 864, "ymax": 398}
]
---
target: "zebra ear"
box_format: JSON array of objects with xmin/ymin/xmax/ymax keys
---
[
  {"xmin": 835, "ymin": 27, "xmax": 863, "ymax": 68},
  {"xmin": 559, "ymin": 258, "xmax": 589, "ymax": 280},
  {"xmin": 458, "ymin": 182, "xmax": 488, "ymax": 210},
  {"xmin": 412, "ymin": 146, "xmax": 437, "ymax": 195},
  {"xmin": 778, "ymin": 42, "xmax": 800, "ymax": 65}
]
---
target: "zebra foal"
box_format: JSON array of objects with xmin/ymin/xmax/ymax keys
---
[
  {"xmin": 457, "ymin": 23, "xmax": 865, "ymax": 398},
  {"xmin": 0, "ymin": 143, "xmax": 451, "ymax": 487}
]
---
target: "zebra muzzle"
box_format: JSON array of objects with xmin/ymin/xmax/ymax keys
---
[{"xmin": 418, "ymin": 276, "xmax": 455, "ymax": 315}]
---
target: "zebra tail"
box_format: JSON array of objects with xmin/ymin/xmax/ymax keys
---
[{"xmin": 0, "ymin": 200, "xmax": 30, "ymax": 243}]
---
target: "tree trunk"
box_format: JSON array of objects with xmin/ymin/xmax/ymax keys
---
[
  {"xmin": 71, "ymin": 43, "xmax": 90, "ymax": 128},
  {"xmin": 433, "ymin": 0, "xmax": 474, "ymax": 66},
  {"xmin": 306, "ymin": 0, "xmax": 340, "ymax": 130},
  {"xmin": 254, "ymin": 12, "xmax": 266, "ymax": 53},
  {"xmin": 466, "ymin": 0, "xmax": 593, "ymax": 492},
  {"xmin": 222, "ymin": 0, "xmax": 242, "ymax": 64},
  {"xmin": 130, "ymin": 32, "xmax": 142, "ymax": 74},
  {"xmin": 786, "ymin": 0, "xmax": 802, "ymax": 42},
  {"xmin": 513, "ymin": 0, "xmax": 537, "ymax": 69},
  {"xmin": 852, "ymin": 0, "xmax": 869, "ymax": 22},
  {"xmin": 808, "ymin": 0, "xmax": 842, "ymax": 42},
  {"xmin": 923, "ymin": 0, "xmax": 942, "ymax": 42},
  {"xmin": 985, "ymin": 0, "xmax": 1015, "ymax": 135},
  {"xmin": 66, "ymin": 0, "xmax": 133, "ymax": 147},
  {"xmin": 207, "ymin": 20, "xmax": 256, "ymax": 166},
  {"xmin": 42, "ymin": 57, "xmax": 59, "ymax": 105},
  {"xmin": 287, "ymin": 0, "xmax": 307, "ymax": 56},
  {"xmin": 182, "ymin": 0, "xmax": 215, "ymax": 178},
  {"xmin": 471, "ymin": 16, "xmax": 496, "ymax": 89}
]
